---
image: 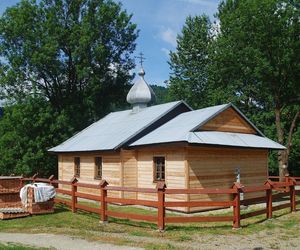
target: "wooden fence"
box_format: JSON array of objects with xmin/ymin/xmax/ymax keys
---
[{"xmin": 21, "ymin": 175, "xmax": 300, "ymax": 232}]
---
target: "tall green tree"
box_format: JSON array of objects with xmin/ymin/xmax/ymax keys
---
[
  {"xmin": 168, "ymin": 15, "xmax": 214, "ymax": 108},
  {"xmin": 0, "ymin": 0, "xmax": 138, "ymax": 130},
  {"xmin": 212, "ymin": 0, "xmax": 300, "ymax": 177},
  {"xmin": 0, "ymin": 97, "xmax": 72, "ymax": 177}
]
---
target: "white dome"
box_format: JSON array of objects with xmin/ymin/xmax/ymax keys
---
[{"xmin": 127, "ymin": 68, "xmax": 156, "ymax": 107}]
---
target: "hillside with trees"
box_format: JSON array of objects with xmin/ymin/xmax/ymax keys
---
[
  {"xmin": 168, "ymin": 0, "xmax": 300, "ymax": 176},
  {"xmin": 0, "ymin": 0, "xmax": 299, "ymax": 177}
]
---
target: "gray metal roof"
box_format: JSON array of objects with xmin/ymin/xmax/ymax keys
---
[
  {"xmin": 130, "ymin": 104, "xmax": 285, "ymax": 150},
  {"xmin": 49, "ymin": 100, "xmax": 190, "ymax": 153}
]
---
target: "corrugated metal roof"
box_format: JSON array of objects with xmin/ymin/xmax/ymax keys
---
[
  {"xmin": 49, "ymin": 101, "xmax": 190, "ymax": 152},
  {"xmin": 130, "ymin": 104, "xmax": 285, "ymax": 150}
]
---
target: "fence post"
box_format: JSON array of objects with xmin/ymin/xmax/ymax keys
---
[
  {"xmin": 285, "ymin": 174, "xmax": 290, "ymax": 192},
  {"xmin": 265, "ymin": 180, "xmax": 273, "ymax": 219},
  {"xmin": 156, "ymin": 181, "xmax": 166, "ymax": 232},
  {"xmin": 19, "ymin": 176, "xmax": 24, "ymax": 190},
  {"xmin": 288, "ymin": 177, "xmax": 296, "ymax": 212},
  {"xmin": 32, "ymin": 173, "xmax": 38, "ymax": 183},
  {"xmin": 48, "ymin": 175, "xmax": 55, "ymax": 187},
  {"xmin": 232, "ymin": 182, "xmax": 243, "ymax": 229},
  {"xmin": 71, "ymin": 177, "xmax": 78, "ymax": 213},
  {"xmin": 100, "ymin": 180, "xmax": 108, "ymax": 223}
]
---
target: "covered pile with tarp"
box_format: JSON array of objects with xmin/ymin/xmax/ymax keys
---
[{"xmin": 20, "ymin": 183, "xmax": 56, "ymax": 214}]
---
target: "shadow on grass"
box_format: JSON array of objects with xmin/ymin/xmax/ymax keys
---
[{"xmin": 53, "ymin": 203, "xmax": 294, "ymax": 233}]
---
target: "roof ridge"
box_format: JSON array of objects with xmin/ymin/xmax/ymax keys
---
[{"xmin": 113, "ymin": 100, "xmax": 191, "ymax": 149}]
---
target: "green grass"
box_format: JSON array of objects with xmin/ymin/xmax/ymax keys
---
[
  {"xmin": 0, "ymin": 243, "xmax": 48, "ymax": 250},
  {"xmin": 0, "ymin": 203, "xmax": 299, "ymax": 250}
]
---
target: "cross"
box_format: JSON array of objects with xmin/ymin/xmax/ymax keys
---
[{"xmin": 135, "ymin": 52, "xmax": 146, "ymax": 67}]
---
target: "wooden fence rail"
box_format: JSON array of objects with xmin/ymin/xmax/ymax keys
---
[{"xmin": 20, "ymin": 175, "xmax": 300, "ymax": 231}]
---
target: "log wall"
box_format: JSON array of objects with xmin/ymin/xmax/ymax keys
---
[
  {"xmin": 58, "ymin": 152, "xmax": 122, "ymax": 197},
  {"xmin": 136, "ymin": 146, "xmax": 188, "ymax": 212},
  {"xmin": 187, "ymin": 146, "xmax": 268, "ymax": 212},
  {"xmin": 200, "ymin": 107, "xmax": 257, "ymax": 134}
]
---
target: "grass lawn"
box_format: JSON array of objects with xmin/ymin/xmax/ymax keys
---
[
  {"xmin": 0, "ymin": 203, "xmax": 299, "ymax": 250},
  {"xmin": 0, "ymin": 242, "xmax": 48, "ymax": 250}
]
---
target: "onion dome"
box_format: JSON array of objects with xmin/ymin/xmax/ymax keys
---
[{"xmin": 127, "ymin": 68, "xmax": 156, "ymax": 112}]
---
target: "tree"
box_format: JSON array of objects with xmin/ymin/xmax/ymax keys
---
[
  {"xmin": 0, "ymin": 0, "xmax": 138, "ymax": 131},
  {"xmin": 168, "ymin": 15, "xmax": 214, "ymax": 108},
  {"xmin": 211, "ymin": 0, "xmax": 300, "ymax": 177},
  {"xmin": 150, "ymin": 84, "xmax": 169, "ymax": 104},
  {"xmin": 0, "ymin": 97, "xmax": 72, "ymax": 177}
]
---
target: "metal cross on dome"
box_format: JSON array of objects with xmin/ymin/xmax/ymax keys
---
[{"xmin": 135, "ymin": 52, "xmax": 146, "ymax": 68}]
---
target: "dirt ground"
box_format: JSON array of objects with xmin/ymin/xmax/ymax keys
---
[
  {"xmin": 0, "ymin": 229, "xmax": 299, "ymax": 250},
  {"xmin": 0, "ymin": 232, "xmax": 142, "ymax": 250}
]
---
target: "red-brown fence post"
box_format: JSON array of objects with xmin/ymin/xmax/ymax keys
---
[
  {"xmin": 19, "ymin": 176, "xmax": 24, "ymax": 190},
  {"xmin": 32, "ymin": 173, "xmax": 38, "ymax": 183},
  {"xmin": 48, "ymin": 175, "xmax": 55, "ymax": 187},
  {"xmin": 100, "ymin": 180, "xmax": 108, "ymax": 223},
  {"xmin": 156, "ymin": 181, "xmax": 166, "ymax": 232},
  {"xmin": 265, "ymin": 180, "xmax": 273, "ymax": 219},
  {"xmin": 285, "ymin": 174, "xmax": 290, "ymax": 192},
  {"xmin": 232, "ymin": 182, "xmax": 243, "ymax": 229},
  {"xmin": 288, "ymin": 177, "xmax": 296, "ymax": 212},
  {"xmin": 71, "ymin": 177, "xmax": 78, "ymax": 213}
]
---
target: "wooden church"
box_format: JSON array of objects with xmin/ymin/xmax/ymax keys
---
[{"xmin": 49, "ymin": 67, "xmax": 285, "ymax": 212}]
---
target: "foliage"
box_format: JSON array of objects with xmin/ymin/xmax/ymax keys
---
[
  {"xmin": 168, "ymin": 0, "xmax": 300, "ymax": 174},
  {"xmin": 213, "ymin": 0, "xmax": 300, "ymax": 174},
  {"xmin": 150, "ymin": 85, "xmax": 169, "ymax": 104},
  {"xmin": 0, "ymin": 0, "xmax": 138, "ymax": 176},
  {"xmin": 168, "ymin": 15, "xmax": 214, "ymax": 108},
  {"xmin": 0, "ymin": 0, "xmax": 138, "ymax": 131},
  {"xmin": 0, "ymin": 97, "xmax": 72, "ymax": 177}
]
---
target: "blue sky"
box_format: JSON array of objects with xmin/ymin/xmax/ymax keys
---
[{"xmin": 0, "ymin": 0, "xmax": 220, "ymax": 86}]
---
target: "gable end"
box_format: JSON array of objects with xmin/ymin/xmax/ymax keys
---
[{"xmin": 198, "ymin": 107, "xmax": 257, "ymax": 134}]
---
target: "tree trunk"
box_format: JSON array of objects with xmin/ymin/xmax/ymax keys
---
[
  {"xmin": 275, "ymin": 107, "xmax": 300, "ymax": 179},
  {"xmin": 275, "ymin": 107, "xmax": 288, "ymax": 179}
]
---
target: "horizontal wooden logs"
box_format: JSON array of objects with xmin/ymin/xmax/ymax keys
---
[
  {"xmin": 272, "ymin": 192, "xmax": 290, "ymax": 201},
  {"xmin": 240, "ymin": 209, "xmax": 266, "ymax": 219},
  {"xmin": 165, "ymin": 188, "xmax": 236, "ymax": 194},
  {"xmin": 105, "ymin": 186, "xmax": 157, "ymax": 193},
  {"xmin": 56, "ymin": 189, "xmax": 72, "ymax": 196},
  {"xmin": 54, "ymin": 198, "xmax": 72, "ymax": 206},
  {"xmin": 243, "ymin": 186, "xmax": 269, "ymax": 192},
  {"xmin": 106, "ymin": 210, "xmax": 157, "ymax": 222},
  {"xmin": 240, "ymin": 196, "xmax": 266, "ymax": 206},
  {"xmin": 75, "ymin": 203, "xmax": 100, "ymax": 214},
  {"xmin": 74, "ymin": 183, "xmax": 99, "ymax": 189},
  {"xmin": 53, "ymin": 180, "xmax": 72, "ymax": 185},
  {"xmin": 105, "ymin": 197, "xmax": 157, "ymax": 207},
  {"xmin": 272, "ymin": 203, "xmax": 290, "ymax": 212},
  {"xmin": 295, "ymin": 190, "xmax": 300, "ymax": 195},
  {"xmin": 272, "ymin": 182, "xmax": 292, "ymax": 188},
  {"xmin": 165, "ymin": 216, "xmax": 233, "ymax": 223},
  {"xmin": 75, "ymin": 192, "xmax": 101, "ymax": 201},
  {"xmin": 165, "ymin": 201, "xmax": 234, "ymax": 207}
]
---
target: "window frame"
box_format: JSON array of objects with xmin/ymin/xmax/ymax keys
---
[
  {"xmin": 153, "ymin": 156, "xmax": 166, "ymax": 182},
  {"xmin": 74, "ymin": 157, "xmax": 80, "ymax": 178},
  {"xmin": 94, "ymin": 156, "xmax": 102, "ymax": 180}
]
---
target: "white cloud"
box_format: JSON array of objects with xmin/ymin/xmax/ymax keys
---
[
  {"xmin": 161, "ymin": 48, "xmax": 170, "ymax": 57},
  {"xmin": 160, "ymin": 27, "xmax": 177, "ymax": 47}
]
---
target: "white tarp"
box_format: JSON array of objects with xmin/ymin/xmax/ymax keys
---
[{"xmin": 20, "ymin": 183, "xmax": 56, "ymax": 207}]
